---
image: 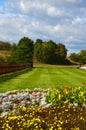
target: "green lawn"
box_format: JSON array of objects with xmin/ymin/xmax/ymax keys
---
[{"xmin": 0, "ymin": 67, "xmax": 86, "ymax": 93}]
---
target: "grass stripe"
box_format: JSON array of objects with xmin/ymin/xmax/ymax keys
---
[{"xmin": 0, "ymin": 67, "xmax": 86, "ymax": 93}]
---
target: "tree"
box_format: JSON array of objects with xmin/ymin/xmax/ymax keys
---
[
  {"xmin": 55, "ymin": 43, "xmax": 67, "ymax": 58},
  {"xmin": 11, "ymin": 43, "xmax": 17, "ymax": 51},
  {"xmin": 34, "ymin": 39, "xmax": 43, "ymax": 61},
  {"xmin": 0, "ymin": 41, "xmax": 11, "ymax": 50},
  {"xmin": 70, "ymin": 53, "xmax": 79, "ymax": 62},
  {"xmin": 10, "ymin": 37, "xmax": 34, "ymax": 63},
  {"xmin": 55, "ymin": 43, "xmax": 67, "ymax": 64},
  {"xmin": 42, "ymin": 40, "xmax": 56, "ymax": 63},
  {"xmin": 34, "ymin": 40, "xmax": 68, "ymax": 64},
  {"xmin": 79, "ymin": 50, "xmax": 86, "ymax": 64},
  {"xmin": 69, "ymin": 49, "xmax": 86, "ymax": 64}
]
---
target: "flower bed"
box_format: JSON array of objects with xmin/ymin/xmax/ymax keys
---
[
  {"xmin": 0, "ymin": 105, "xmax": 86, "ymax": 130},
  {"xmin": 0, "ymin": 83, "xmax": 86, "ymax": 129},
  {"xmin": 0, "ymin": 88, "xmax": 51, "ymax": 117}
]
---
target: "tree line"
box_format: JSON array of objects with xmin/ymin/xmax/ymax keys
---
[
  {"xmin": 0, "ymin": 37, "xmax": 86, "ymax": 65},
  {"xmin": 34, "ymin": 39, "xmax": 69, "ymax": 64}
]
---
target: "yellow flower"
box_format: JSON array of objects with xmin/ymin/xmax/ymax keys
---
[
  {"xmin": 58, "ymin": 127, "xmax": 62, "ymax": 130},
  {"xmin": 22, "ymin": 107, "xmax": 27, "ymax": 111},
  {"xmin": 73, "ymin": 127, "xmax": 80, "ymax": 130}
]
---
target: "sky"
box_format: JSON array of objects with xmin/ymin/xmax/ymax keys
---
[{"xmin": 0, "ymin": 0, "xmax": 86, "ymax": 55}]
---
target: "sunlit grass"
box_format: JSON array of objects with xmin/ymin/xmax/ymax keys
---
[{"xmin": 0, "ymin": 66, "xmax": 86, "ymax": 93}]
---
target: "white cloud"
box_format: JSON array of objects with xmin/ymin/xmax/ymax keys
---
[
  {"xmin": 66, "ymin": 36, "xmax": 74, "ymax": 42},
  {"xmin": 0, "ymin": 0, "xmax": 86, "ymax": 54},
  {"xmin": 19, "ymin": 0, "xmax": 46, "ymax": 14},
  {"xmin": 47, "ymin": 7, "xmax": 63, "ymax": 17},
  {"xmin": 65, "ymin": 35, "xmax": 83, "ymax": 42},
  {"xmin": 72, "ymin": 17, "xmax": 86, "ymax": 25},
  {"xmin": 72, "ymin": 17, "xmax": 82, "ymax": 25},
  {"xmin": 54, "ymin": 25, "xmax": 63, "ymax": 32},
  {"xmin": 20, "ymin": 1, "xmax": 26, "ymax": 11}
]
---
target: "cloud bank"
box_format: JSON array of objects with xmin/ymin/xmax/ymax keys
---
[{"xmin": 0, "ymin": 0, "xmax": 86, "ymax": 54}]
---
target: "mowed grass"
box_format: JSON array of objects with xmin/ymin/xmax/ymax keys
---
[{"xmin": 0, "ymin": 66, "xmax": 86, "ymax": 93}]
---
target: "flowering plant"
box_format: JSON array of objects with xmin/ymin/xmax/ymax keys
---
[{"xmin": 46, "ymin": 84, "xmax": 86, "ymax": 105}]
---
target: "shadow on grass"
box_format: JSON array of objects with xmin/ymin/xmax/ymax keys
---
[{"xmin": 0, "ymin": 68, "xmax": 32, "ymax": 83}]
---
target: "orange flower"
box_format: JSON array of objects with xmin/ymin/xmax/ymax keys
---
[{"xmin": 65, "ymin": 87, "xmax": 69, "ymax": 94}]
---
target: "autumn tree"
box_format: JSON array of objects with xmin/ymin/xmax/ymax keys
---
[
  {"xmin": 0, "ymin": 41, "xmax": 11, "ymax": 50},
  {"xmin": 34, "ymin": 40, "xmax": 67, "ymax": 64},
  {"xmin": 55, "ymin": 43, "xmax": 67, "ymax": 64},
  {"xmin": 34, "ymin": 39, "xmax": 43, "ymax": 61},
  {"xmin": 42, "ymin": 40, "xmax": 56, "ymax": 63}
]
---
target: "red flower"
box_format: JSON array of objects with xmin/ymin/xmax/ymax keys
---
[{"xmin": 65, "ymin": 87, "xmax": 69, "ymax": 94}]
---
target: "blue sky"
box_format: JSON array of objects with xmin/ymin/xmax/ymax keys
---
[
  {"xmin": 0, "ymin": 1, "xmax": 5, "ymax": 5},
  {"xmin": 0, "ymin": 0, "xmax": 86, "ymax": 54}
]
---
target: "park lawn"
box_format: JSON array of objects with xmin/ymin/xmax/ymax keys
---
[{"xmin": 0, "ymin": 66, "xmax": 86, "ymax": 93}]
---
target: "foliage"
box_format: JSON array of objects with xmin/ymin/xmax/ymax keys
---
[
  {"xmin": 11, "ymin": 43, "xmax": 17, "ymax": 51},
  {"xmin": 42, "ymin": 40, "xmax": 56, "ymax": 64},
  {"xmin": 55, "ymin": 43, "xmax": 67, "ymax": 58},
  {"xmin": 79, "ymin": 50, "xmax": 86, "ymax": 64},
  {"xmin": 0, "ymin": 41, "xmax": 11, "ymax": 50},
  {"xmin": 34, "ymin": 39, "xmax": 43, "ymax": 61},
  {"xmin": 70, "ymin": 49, "xmax": 86, "ymax": 64},
  {"xmin": 70, "ymin": 53, "xmax": 80, "ymax": 62},
  {"xmin": 55, "ymin": 43, "xmax": 68, "ymax": 64},
  {"xmin": 34, "ymin": 40, "xmax": 68, "ymax": 64},
  {"xmin": 0, "ymin": 56, "xmax": 6, "ymax": 63},
  {"xmin": 0, "ymin": 38, "xmax": 85, "ymax": 65},
  {"xmin": 9, "ymin": 37, "xmax": 34, "ymax": 63},
  {"xmin": 46, "ymin": 84, "xmax": 86, "ymax": 105}
]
